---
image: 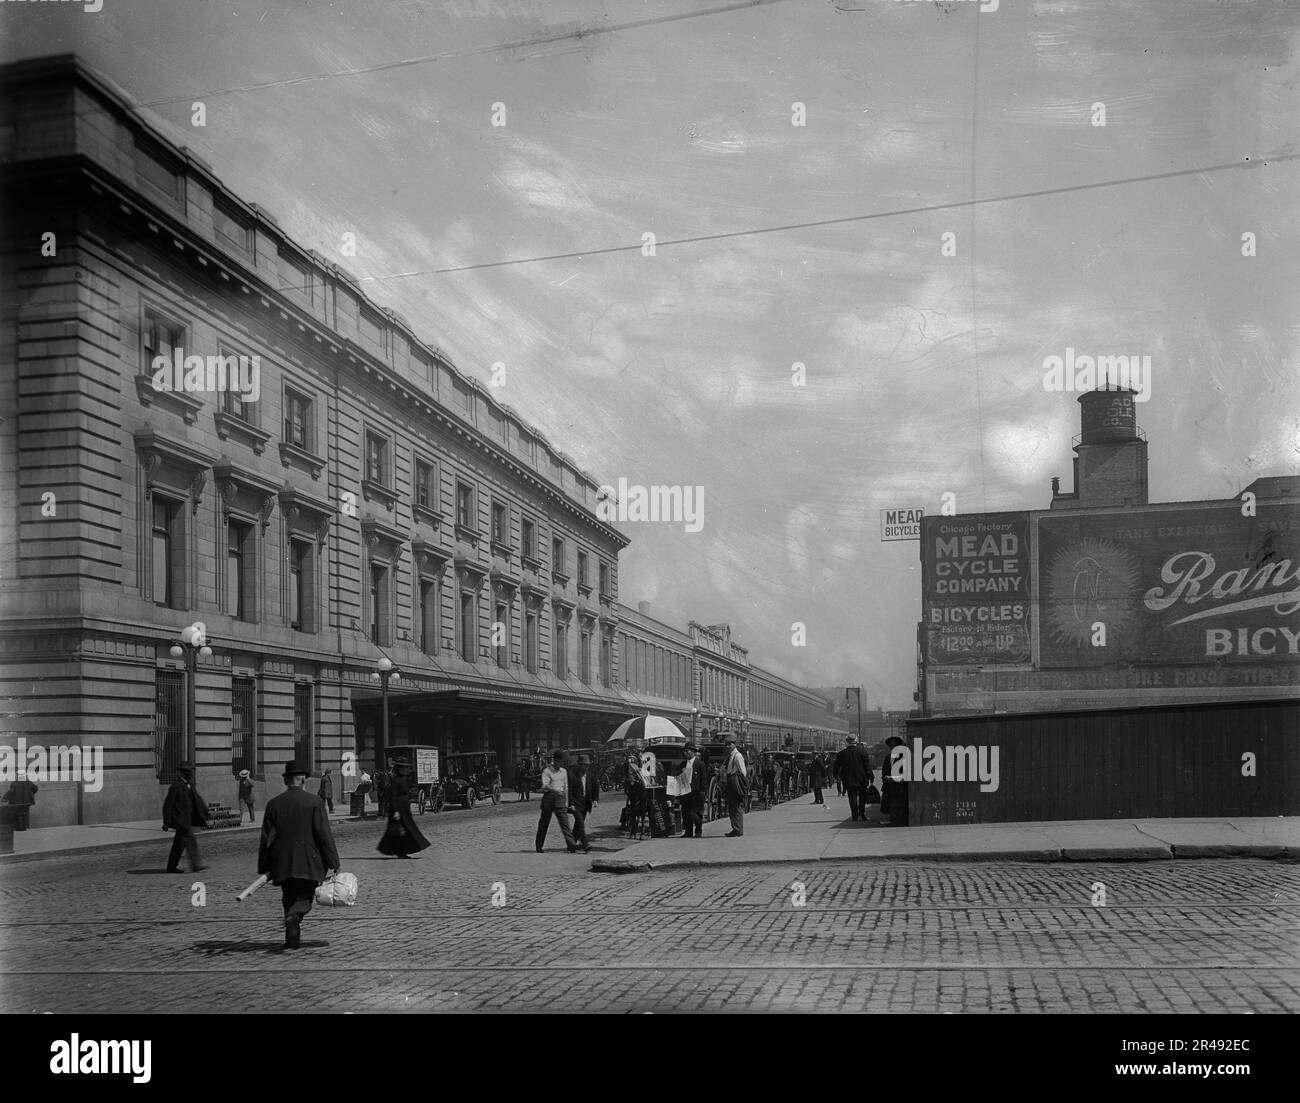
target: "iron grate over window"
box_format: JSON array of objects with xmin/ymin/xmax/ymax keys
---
[
  {"xmin": 232, "ymin": 677, "xmax": 256, "ymax": 779},
  {"xmin": 155, "ymin": 670, "xmax": 184, "ymax": 782},
  {"xmin": 293, "ymin": 682, "xmax": 313, "ymax": 771}
]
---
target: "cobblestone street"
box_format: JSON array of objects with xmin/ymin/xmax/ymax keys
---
[{"xmin": 2, "ymin": 798, "xmax": 1298, "ymax": 1013}]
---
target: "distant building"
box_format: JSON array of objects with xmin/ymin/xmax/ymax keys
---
[
  {"xmin": 615, "ymin": 604, "xmax": 848, "ymax": 749},
  {"xmin": 917, "ymin": 386, "xmax": 1299, "ymax": 716}
]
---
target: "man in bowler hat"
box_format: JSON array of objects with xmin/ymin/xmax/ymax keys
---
[
  {"xmin": 258, "ymin": 761, "xmax": 341, "ymax": 950},
  {"xmin": 567, "ymin": 755, "xmax": 598, "ymax": 854},
  {"xmin": 833, "ymin": 735, "xmax": 874, "ymax": 822},
  {"xmin": 536, "ymin": 750, "xmax": 578, "ymax": 853},
  {"xmin": 162, "ymin": 762, "xmax": 209, "ymax": 873}
]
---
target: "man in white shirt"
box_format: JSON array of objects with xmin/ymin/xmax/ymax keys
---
[
  {"xmin": 535, "ymin": 750, "xmax": 578, "ymax": 854},
  {"xmin": 723, "ymin": 735, "xmax": 748, "ymax": 838}
]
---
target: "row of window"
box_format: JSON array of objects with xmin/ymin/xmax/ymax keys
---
[
  {"xmin": 617, "ymin": 633, "xmax": 694, "ymax": 701},
  {"xmin": 750, "ymin": 683, "xmax": 824, "ymax": 724},
  {"xmin": 700, "ymin": 664, "xmax": 746, "ymax": 713},
  {"xmin": 145, "ymin": 307, "xmax": 611, "ymax": 590},
  {"xmin": 392, "ymin": 571, "xmax": 613, "ymax": 685},
  {"xmin": 152, "ymin": 495, "xmax": 614, "ymax": 685},
  {"xmin": 613, "ymin": 636, "xmax": 826, "ymax": 728},
  {"xmin": 155, "ymin": 670, "xmax": 314, "ymax": 781},
  {"xmin": 151, "ymin": 498, "xmax": 318, "ymax": 630}
]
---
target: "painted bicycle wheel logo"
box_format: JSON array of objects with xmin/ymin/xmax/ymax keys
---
[{"xmin": 1045, "ymin": 537, "xmax": 1141, "ymax": 647}]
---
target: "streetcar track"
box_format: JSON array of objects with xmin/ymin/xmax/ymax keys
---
[
  {"xmin": 3, "ymin": 902, "xmax": 1297, "ymax": 921},
  {"xmin": 2, "ymin": 962, "xmax": 1298, "ymax": 975}
]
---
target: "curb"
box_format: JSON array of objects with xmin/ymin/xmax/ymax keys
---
[
  {"xmin": 1172, "ymin": 844, "xmax": 1290, "ymax": 860},
  {"xmin": 1060, "ymin": 845, "xmax": 1172, "ymax": 861},
  {"xmin": 0, "ymin": 814, "xmax": 358, "ymax": 866},
  {"xmin": 591, "ymin": 845, "xmax": 1298, "ymax": 873}
]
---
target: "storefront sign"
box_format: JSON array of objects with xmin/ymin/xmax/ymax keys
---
[
  {"xmin": 881, "ymin": 507, "xmax": 924, "ymax": 541},
  {"xmin": 922, "ymin": 513, "xmax": 1032, "ymax": 665}
]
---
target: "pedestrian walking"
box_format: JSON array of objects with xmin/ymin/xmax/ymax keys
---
[
  {"xmin": 723, "ymin": 735, "xmax": 748, "ymax": 837},
  {"xmin": 679, "ymin": 742, "xmax": 705, "ymax": 838},
  {"xmin": 376, "ymin": 765, "xmax": 431, "ymax": 858},
  {"xmin": 162, "ymin": 762, "xmax": 209, "ymax": 873},
  {"xmin": 880, "ymin": 736, "xmax": 909, "ymax": 827},
  {"xmin": 317, "ymin": 769, "xmax": 334, "ymax": 813},
  {"xmin": 833, "ymin": 735, "xmax": 874, "ymax": 822},
  {"xmin": 567, "ymin": 755, "xmax": 597, "ymax": 854},
  {"xmin": 237, "ymin": 769, "xmax": 255, "ymax": 823},
  {"xmin": 3, "ymin": 775, "xmax": 38, "ymax": 830},
  {"xmin": 375, "ymin": 767, "xmax": 392, "ymax": 818},
  {"xmin": 809, "ymin": 753, "xmax": 828, "ymax": 805},
  {"xmin": 258, "ymin": 761, "xmax": 340, "ymax": 951},
  {"xmin": 535, "ymin": 750, "xmax": 578, "ymax": 853}
]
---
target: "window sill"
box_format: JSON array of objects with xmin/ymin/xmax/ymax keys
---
[
  {"xmin": 279, "ymin": 440, "xmax": 326, "ymax": 479},
  {"xmin": 135, "ymin": 375, "xmax": 204, "ymax": 426},
  {"xmin": 214, "ymin": 410, "xmax": 271, "ymax": 454},
  {"xmin": 362, "ymin": 479, "xmax": 400, "ymax": 510},
  {"xmin": 413, "ymin": 503, "xmax": 445, "ymax": 529}
]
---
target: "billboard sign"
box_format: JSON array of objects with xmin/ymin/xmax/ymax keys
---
[
  {"xmin": 1036, "ymin": 502, "xmax": 1300, "ymax": 667},
  {"xmin": 922, "ymin": 512, "xmax": 1032, "ymax": 666},
  {"xmin": 881, "ymin": 507, "xmax": 923, "ymax": 541}
]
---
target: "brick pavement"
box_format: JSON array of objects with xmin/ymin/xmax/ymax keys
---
[{"xmin": 1, "ymin": 798, "xmax": 1298, "ymax": 1013}]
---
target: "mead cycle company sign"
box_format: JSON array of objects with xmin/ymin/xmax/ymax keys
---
[
  {"xmin": 1037, "ymin": 502, "xmax": 1300, "ymax": 668},
  {"xmin": 881, "ymin": 506, "xmax": 923, "ymax": 541},
  {"xmin": 921, "ymin": 512, "xmax": 1032, "ymax": 666}
]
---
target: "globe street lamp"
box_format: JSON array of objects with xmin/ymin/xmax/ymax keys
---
[
  {"xmin": 371, "ymin": 656, "xmax": 400, "ymax": 771},
  {"xmin": 845, "ymin": 686, "xmax": 864, "ymax": 749},
  {"xmin": 169, "ymin": 622, "xmax": 213, "ymax": 769}
]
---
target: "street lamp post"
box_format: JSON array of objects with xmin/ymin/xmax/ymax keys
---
[
  {"xmin": 169, "ymin": 622, "xmax": 213, "ymax": 770},
  {"xmin": 845, "ymin": 686, "xmax": 864, "ymax": 747},
  {"xmin": 371, "ymin": 657, "xmax": 400, "ymax": 771}
]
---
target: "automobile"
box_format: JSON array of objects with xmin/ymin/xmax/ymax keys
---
[{"xmin": 442, "ymin": 751, "xmax": 502, "ymax": 809}]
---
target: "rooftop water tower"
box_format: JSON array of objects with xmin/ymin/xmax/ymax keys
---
[{"xmin": 1050, "ymin": 383, "xmax": 1149, "ymax": 509}]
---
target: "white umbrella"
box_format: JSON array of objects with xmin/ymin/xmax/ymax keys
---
[{"xmin": 606, "ymin": 714, "xmax": 690, "ymax": 743}]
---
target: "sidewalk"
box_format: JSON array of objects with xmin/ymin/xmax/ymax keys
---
[
  {"xmin": 591, "ymin": 795, "xmax": 1300, "ymax": 872},
  {"xmin": 0, "ymin": 807, "xmax": 361, "ymax": 865}
]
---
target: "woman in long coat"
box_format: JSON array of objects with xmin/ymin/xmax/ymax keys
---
[{"xmin": 376, "ymin": 766, "xmax": 431, "ymax": 858}]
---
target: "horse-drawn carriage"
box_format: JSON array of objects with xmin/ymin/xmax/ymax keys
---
[{"xmin": 383, "ymin": 745, "xmax": 442, "ymax": 813}]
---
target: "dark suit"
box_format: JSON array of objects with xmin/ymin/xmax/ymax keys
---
[
  {"xmin": 258, "ymin": 786, "xmax": 340, "ymax": 925},
  {"xmin": 833, "ymin": 745, "xmax": 874, "ymax": 822},
  {"xmin": 162, "ymin": 777, "xmax": 208, "ymax": 871},
  {"xmin": 4, "ymin": 779, "xmax": 37, "ymax": 830},
  {"xmin": 567, "ymin": 768, "xmax": 598, "ymax": 848},
  {"xmin": 681, "ymin": 757, "xmax": 706, "ymax": 838},
  {"xmin": 809, "ymin": 758, "xmax": 828, "ymax": 805}
]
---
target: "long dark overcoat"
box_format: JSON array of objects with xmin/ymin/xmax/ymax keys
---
[{"xmin": 258, "ymin": 786, "xmax": 340, "ymax": 884}]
